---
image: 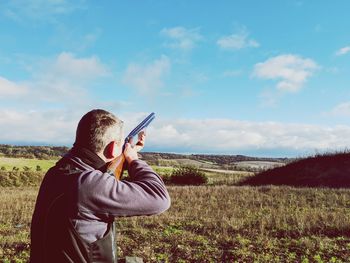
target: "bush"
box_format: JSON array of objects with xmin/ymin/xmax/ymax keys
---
[
  {"xmin": 0, "ymin": 170, "xmax": 44, "ymax": 187},
  {"xmin": 23, "ymin": 166, "xmax": 31, "ymax": 171},
  {"xmin": 169, "ymin": 166, "xmax": 208, "ymax": 185}
]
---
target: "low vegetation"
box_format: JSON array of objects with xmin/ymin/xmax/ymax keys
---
[
  {"xmin": 1, "ymin": 151, "xmax": 350, "ymax": 262},
  {"xmin": 1, "ymin": 186, "xmax": 349, "ymax": 262},
  {"xmin": 0, "ymin": 157, "xmax": 57, "ymax": 172},
  {"xmin": 240, "ymin": 152, "xmax": 350, "ymax": 188},
  {"xmin": 0, "ymin": 145, "xmax": 69, "ymax": 159},
  {"xmin": 168, "ymin": 166, "xmax": 208, "ymax": 185},
  {"xmin": 0, "ymin": 170, "xmax": 44, "ymax": 187}
]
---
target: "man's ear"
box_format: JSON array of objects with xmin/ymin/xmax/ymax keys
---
[{"xmin": 105, "ymin": 141, "xmax": 116, "ymax": 159}]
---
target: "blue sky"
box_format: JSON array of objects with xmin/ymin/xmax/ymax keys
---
[{"xmin": 1, "ymin": 0, "xmax": 350, "ymax": 157}]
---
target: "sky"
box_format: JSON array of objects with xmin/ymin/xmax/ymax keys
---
[{"xmin": 0, "ymin": 0, "xmax": 350, "ymax": 157}]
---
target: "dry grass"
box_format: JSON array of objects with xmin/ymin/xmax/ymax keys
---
[{"xmin": 1, "ymin": 186, "xmax": 350, "ymax": 262}]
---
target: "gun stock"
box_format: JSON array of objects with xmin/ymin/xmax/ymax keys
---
[{"xmin": 107, "ymin": 154, "xmax": 125, "ymax": 180}]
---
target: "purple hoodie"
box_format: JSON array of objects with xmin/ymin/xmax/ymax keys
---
[{"xmin": 30, "ymin": 149, "xmax": 171, "ymax": 262}]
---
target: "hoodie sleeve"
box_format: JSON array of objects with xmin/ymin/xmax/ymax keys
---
[{"xmin": 78, "ymin": 160, "xmax": 171, "ymax": 217}]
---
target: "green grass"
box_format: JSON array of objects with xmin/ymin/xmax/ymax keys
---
[
  {"xmin": 0, "ymin": 157, "xmax": 57, "ymax": 172},
  {"xmin": 151, "ymin": 166, "xmax": 174, "ymax": 176},
  {"xmin": 203, "ymin": 169, "xmax": 253, "ymax": 185}
]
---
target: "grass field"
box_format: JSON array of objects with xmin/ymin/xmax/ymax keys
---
[
  {"xmin": 1, "ymin": 186, "xmax": 350, "ymax": 262},
  {"xmin": 0, "ymin": 157, "xmax": 57, "ymax": 172},
  {"xmin": 1, "ymin": 157, "xmax": 350, "ymax": 262}
]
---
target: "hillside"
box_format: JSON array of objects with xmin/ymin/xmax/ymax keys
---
[
  {"xmin": 239, "ymin": 152, "xmax": 350, "ymax": 188},
  {"xmin": 139, "ymin": 152, "xmax": 289, "ymax": 167},
  {"xmin": 0, "ymin": 144, "xmax": 289, "ymax": 166},
  {"xmin": 0, "ymin": 144, "xmax": 69, "ymax": 159}
]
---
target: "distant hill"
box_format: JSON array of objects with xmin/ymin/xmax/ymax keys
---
[
  {"xmin": 0, "ymin": 144, "xmax": 289, "ymax": 170},
  {"xmin": 0, "ymin": 144, "xmax": 69, "ymax": 159},
  {"xmin": 239, "ymin": 152, "xmax": 350, "ymax": 188},
  {"xmin": 139, "ymin": 152, "xmax": 289, "ymax": 167}
]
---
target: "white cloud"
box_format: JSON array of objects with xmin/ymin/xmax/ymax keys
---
[
  {"xmin": 253, "ymin": 54, "xmax": 318, "ymax": 92},
  {"xmin": 217, "ymin": 30, "xmax": 259, "ymax": 50},
  {"xmin": 122, "ymin": 55, "xmax": 170, "ymax": 95},
  {"xmin": 48, "ymin": 52, "xmax": 108, "ymax": 80},
  {"xmin": 0, "ymin": 77, "xmax": 28, "ymax": 97},
  {"xmin": 146, "ymin": 118, "xmax": 350, "ymax": 154},
  {"xmin": 1, "ymin": 110, "xmax": 350, "ymax": 155},
  {"xmin": 50, "ymin": 26, "xmax": 102, "ymax": 52},
  {"xmin": 0, "ymin": 52, "xmax": 109, "ymax": 106},
  {"xmin": 28, "ymin": 52, "xmax": 109, "ymax": 101},
  {"xmin": 160, "ymin": 27, "xmax": 202, "ymax": 50},
  {"xmin": 329, "ymin": 102, "xmax": 350, "ymax": 117},
  {"xmin": 335, "ymin": 46, "xmax": 350, "ymax": 56},
  {"xmin": 2, "ymin": 0, "xmax": 85, "ymax": 21},
  {"xmin": 0, "ymin": 109, "xmax": 80, "ymax": 144}
]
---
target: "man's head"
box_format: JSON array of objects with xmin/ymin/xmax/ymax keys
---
[{"xmin": 75, "ymin": 109, "xmax": 124, "ymax": 160}]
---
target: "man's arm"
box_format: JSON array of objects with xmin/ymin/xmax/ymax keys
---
[{"xmin": 78, "ymin": 157, "xmax": 170, "ymax": 217}]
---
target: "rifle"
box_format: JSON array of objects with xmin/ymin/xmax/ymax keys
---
[{"xmin": 106, "ymin": 112, "xmax": 156, "ymax": 179}]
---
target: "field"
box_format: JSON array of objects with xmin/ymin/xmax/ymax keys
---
[
  {"xmin": 0, "ymin": 157, "xmax": 350, "ymax": 262},
  {"xmin": 0, "ymin": 157, "xmax": 58, "ymax": 172}
]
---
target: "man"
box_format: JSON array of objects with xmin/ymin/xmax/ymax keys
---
[{"xmin": 30, "ymin": 109, "xmax": 171, "ymax": 263}]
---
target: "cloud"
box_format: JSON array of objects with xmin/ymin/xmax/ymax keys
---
[
  {"xmin": 146, "ymin": 118, "xmax": 350, "ymax": 154},
  {"xmin": 122, "ymin": 55, "xmax": 170, "ymax": 95},
  {"xmin": 45, "ymin": 52, "xmax": 108, "ymax": 80},
  {"xmin": 0, "ymin": 77, "xmax": 28, "ymax": 97},
  {"xmin": 1, "ymin": 110, "xmax": 350, "ymax": 155},
  {"xmin": 0, "ymin": 109, "xmax": 80, "ymax": 144},
  {"xmin": 253, "ymin": 54, "xmax": 318, "ymax": 92},
  {"xmin": 335, "ymin": 46, "xmax": 350, "ymax": 56},
  {"xmin": 160, "ymin": 27, "xmax": 202, "ymax": 50},
  {"xmin": 28, "ymin": 52, "xmax": 109, "ymax": 102},
  {"xmin": 0, "ymin": 52, "xmax": 110, "ymax": 108},
  {"xmin": 50, "ymin": 26, "xmax": 102, "ymax": 52},
  {"xmin": 2, "ymin": 0, "xmax": 85, "ymax": 21},
  {"xmin": 217, "ymin": 30, "xmax": 259, "ymax": 50},
  {"xmin": 329, "ymin": 102, "xmax": 350, "ymax": 117}
]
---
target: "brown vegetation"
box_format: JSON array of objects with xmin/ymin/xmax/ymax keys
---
[
  {"xmin": 1, "ymin": 186, "xmax": 350, "ymax": 262},
  {"xmin": 240, "ymin": 152, "xmax": 350, "ymax": 188}
]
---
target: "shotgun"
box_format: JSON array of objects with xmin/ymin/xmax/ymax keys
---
[{"xmin": 107, "ymin": 112, "xmax": 156, "ymax": 179}]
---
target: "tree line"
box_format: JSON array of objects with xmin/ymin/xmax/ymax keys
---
[
  {"xmin": 140, "ymin": 152, "xmax": 289, "ymax": 166},
  {"xmin": 0, "ymin": 144, "xmax": 69, "ymax": 159}
]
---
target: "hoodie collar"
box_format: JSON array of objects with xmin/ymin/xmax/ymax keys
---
[{"xmin": 70, "ymin": 144, "xmax": 106, "ymax": 171}]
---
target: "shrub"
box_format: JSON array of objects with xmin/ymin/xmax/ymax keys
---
[
  {"xmin": 0, "ymin": 170, "xmax": 44, "ymax": 187},
  {"xmin": 160, "ymin": 173, "xmax": 171, "ymax": 184},
  {"xmin": 23, "ymin": 166, "xmax": 31, "ymax": 171},
  {"xmin": 169, "ymin": 166, "xmax": 208, "ymax": 185}
]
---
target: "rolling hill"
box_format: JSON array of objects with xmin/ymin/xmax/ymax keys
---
[{"xmin": 239, "ymin": 152, "xmax": 350, "ymax": 188}]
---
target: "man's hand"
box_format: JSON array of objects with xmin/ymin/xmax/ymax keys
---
[
  {"xmin": 135, "ymin": 131, "xmax": 145, "ymax": 150},
  {"xmin": 123, "ymin": 131, "xmax": 146, "ymax": 164}
]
